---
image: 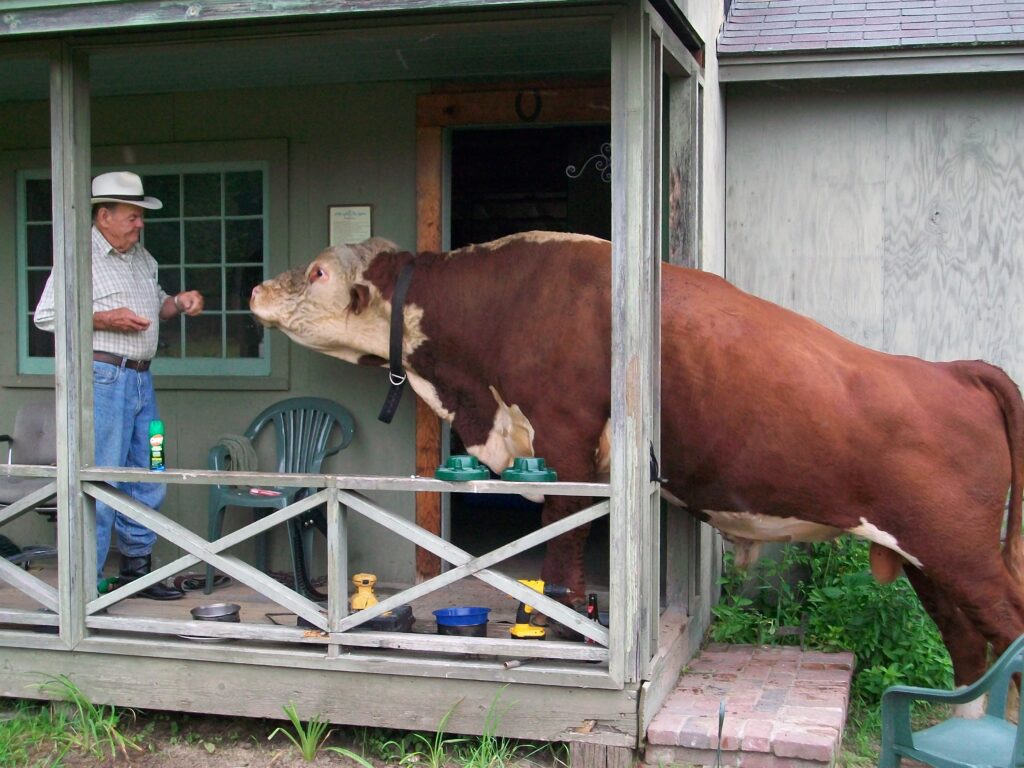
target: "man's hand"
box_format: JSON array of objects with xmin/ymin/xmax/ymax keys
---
[
  {"xmin": 174, "ymin": 290, "xmax": 204, "ymax": 316},
  {"xmin": 160, "ymin": 290, "xmax": 204, "ymax": 321},
  {"xmin": 94, "ymin": 308, "xmax": 150, "ymax": 333}
]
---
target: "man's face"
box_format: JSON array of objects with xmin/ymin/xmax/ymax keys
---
[{"xmin": 95, "ymin": 203, "xmax": 145, "ymax": 252}]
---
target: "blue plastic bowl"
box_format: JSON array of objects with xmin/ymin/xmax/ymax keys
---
[
  {"xmin": 433, "ymin": 606, "xmax": 490, "ymax": 636},
  {"xmin": 433, "ymin": 606, "xmax": 490, "ymax": 627}
]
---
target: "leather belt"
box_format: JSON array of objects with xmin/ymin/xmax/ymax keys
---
[{"xmin": 93, "ymin": 351, "xmax": 151, "ymax": 372}]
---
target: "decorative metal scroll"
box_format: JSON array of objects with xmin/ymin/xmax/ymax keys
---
[{"xmin": 566, "ymin": 142, "xmax": 611, "ymax": 183}]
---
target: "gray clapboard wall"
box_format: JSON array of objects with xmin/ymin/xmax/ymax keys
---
[{"xmin": 725, "ymin": 76, "xmax": 1024, "ymax": 387}]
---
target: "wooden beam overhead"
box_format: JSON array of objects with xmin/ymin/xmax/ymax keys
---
[
  {"xmin": 417, "ymin": 84, "xmax": 611, "ymax": 127},
  {"xmin": 0, "ymin": 0, "xmax": 603, "ymax": 38}
]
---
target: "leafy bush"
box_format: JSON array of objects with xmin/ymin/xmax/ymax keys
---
[{"xmin": 711, "ymin": 537, "xmax": 953, "ymax": 705}]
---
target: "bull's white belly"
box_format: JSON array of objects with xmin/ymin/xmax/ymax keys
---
[
  {"xmin": 664, "ymin": 495, "xmax": 924, "ymax": 574},
  {"xmin": 702, "ymin": 510, "xmax": 842, "ymax": 543}
]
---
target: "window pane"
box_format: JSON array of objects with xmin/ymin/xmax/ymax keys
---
[
  {"xmin": 28, "ymin": 270, "xmax": 51, "ymax": 308},
  {"xmin": 225, "ymin": 171, "xmax": 262, "ymax": 216},
  {"xmin": 143, "ymin": 221, "xmax": 181, "ymax": 266},
  {"xmin": 226, "ymin": 315, "xmax": 263, "ymax": 358},
  {"xmin": 225, "ymin": 266, "xmax": 263, "ymax": 311},
  {"xmin": 29, "ymin": 324, "xmax": 55, "ymax": 357},
  {"xmin": 143, "ymin": 174, "xmax": 180, "ymax": 219},
  {"xmin": 225, "ymin": 219, "xmax": 262, "ymax": 264},
  {"xmin": 184, "ymin": 173, "xmax": 221, "ymax": 217},
  {"xmin": 185, "ymin": 267, "xmax": 222, "ymax": 311},
  {"xmin": 158, "ymin": 267, "xmax": 181, "ymax": 297},
  {"xmin": 184, "ymin": 315, "xmax": 222, "ymax": 358},
  {"xmin": 26, "ymin": 179, "xmax": 52, "ymax": 221},
  {"xmin": 184, "ymin": 220, "xmax": 221, "ymax": 264},
  {"xmin": 27, "ymin": 224, "xmax": 52, "ymax": 267},
  {"xmin": 158, "ymin": 319, "xmax": 181, "ymax": 359}
]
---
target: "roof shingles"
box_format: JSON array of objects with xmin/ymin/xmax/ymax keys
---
[{"xmin": 718, "ymin": 0, "xmax": 1024, "ymax": 52}]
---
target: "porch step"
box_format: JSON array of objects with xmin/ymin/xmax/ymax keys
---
[{"xmin": 643, "ymin": 643, "xmax": 855, "ymax": 768}]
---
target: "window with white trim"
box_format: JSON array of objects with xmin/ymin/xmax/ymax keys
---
[{"xmin": 19, "ymin": 163, "xmax": 270, "ymax": 376}]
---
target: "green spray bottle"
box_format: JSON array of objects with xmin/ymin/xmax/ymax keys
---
[{"xmin": 148, "ymin": 419, "xmax": 165, "ymax": 471}]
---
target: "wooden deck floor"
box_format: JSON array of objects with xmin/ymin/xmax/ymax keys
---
[{"xmin": 0, "ymin": 555, "xmax": 610, "ymax": 642}]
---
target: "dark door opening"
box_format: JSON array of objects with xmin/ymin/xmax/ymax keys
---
[{"xmin": 448, "ymin": 124, "xmax": 611, "ymax": 584}]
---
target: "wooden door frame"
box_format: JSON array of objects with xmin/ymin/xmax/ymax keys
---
[{"xmin": 413, "ymin": 81, "xmax": 611, "ymax": 581}]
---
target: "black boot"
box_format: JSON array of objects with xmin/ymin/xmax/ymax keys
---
[{"xmin": 118, "ymin": 554, "xmax": 184, "ymax": 601}]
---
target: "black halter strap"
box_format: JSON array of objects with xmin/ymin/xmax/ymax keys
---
[{"xmin": 378, "ymin": 260, "xmax": 416, "ymax": 424}]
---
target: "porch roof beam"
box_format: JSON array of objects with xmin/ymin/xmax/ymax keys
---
[{"xmin": 0, "ymin": 0, "xmax": 603, "ymax": 38}]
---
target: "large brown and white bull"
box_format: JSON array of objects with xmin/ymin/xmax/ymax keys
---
[{"xmin": 251, "ymin": 231, "xmax": 1024, "ymax": 687}]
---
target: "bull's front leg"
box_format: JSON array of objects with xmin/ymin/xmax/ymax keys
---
[{"xmin": 540, "ymin": 495, "xmax": 591, "ymax": 605}]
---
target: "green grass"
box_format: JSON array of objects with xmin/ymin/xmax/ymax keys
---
[
  {"xmin": 382, "ymin": 698, "xmax": 467, "ymax": 767},
  {"xmin": 0, "ymin": 676, "xmax": 142, "ymax": 767},
  {"xmin": 0, "ymin": 689, "xmax": 565, "ymax": 768},
  {"xmin": 268, "ymin": 701, "xmax": 335, "ymax": 762}
]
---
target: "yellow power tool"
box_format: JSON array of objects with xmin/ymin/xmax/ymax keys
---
[
  {"xmin": 510, "ymin": 579, "xmax": 572, "ymax": 639},
  {"xmin": 350, "ymin": 572, "xmax": 379, "ymax": 611}
]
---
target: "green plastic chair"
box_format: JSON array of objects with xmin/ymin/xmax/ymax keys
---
[
  {"xmin": 879, "ymin": 632, "xmax": 1024, "ymax": 768},
  {"xmin": 205, "ymin": 397, "xmax": 355, "ymax": 595}
]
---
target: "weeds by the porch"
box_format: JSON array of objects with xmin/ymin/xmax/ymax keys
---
[
  {"xmin": 1, "ymin": 676, "xmax": 141, "ymax": 766},
  {"xmin": 0, "ymin": 695, "xmax": 572, "ymax": 767}
]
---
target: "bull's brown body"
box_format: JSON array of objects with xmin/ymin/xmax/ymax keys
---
[{"xmin": 252, "ymin": 231, "xmax": 1024, "ymax": 686}]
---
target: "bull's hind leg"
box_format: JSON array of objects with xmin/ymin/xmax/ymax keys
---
[
  {"xmin": 917, "ymin": 550, "xmax": 1024, "ymax": 686},
  {"xmin": 904, "ymin": 565, "xmax": 988, "ymax": 687}
]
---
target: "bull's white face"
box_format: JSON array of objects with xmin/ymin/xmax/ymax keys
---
[{"xmin": 250, "ymin": 238, "xmax": 403, "ymax": 365}]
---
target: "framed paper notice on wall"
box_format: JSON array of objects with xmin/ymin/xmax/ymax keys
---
[{"xmin": 329, "ymin": 205, "xmax": 373, "ymax": 246}]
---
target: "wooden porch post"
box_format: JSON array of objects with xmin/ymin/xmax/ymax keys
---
[
  {"xmin": 49, "ymin": 41, "xmax": 93, "ymax": 646},
  {"xmin": 609, "ymin": 0, "xmax": 660, "ymax": 687}
]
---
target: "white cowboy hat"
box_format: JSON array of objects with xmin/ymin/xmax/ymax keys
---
[{"xmin": 91, "ymin": 171, "xmax": 162, "ymax": 210}]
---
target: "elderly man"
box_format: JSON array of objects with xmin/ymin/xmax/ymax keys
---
[{"xmin": 34, "ymin": 171, "xmax": 204, "ymax": 599}]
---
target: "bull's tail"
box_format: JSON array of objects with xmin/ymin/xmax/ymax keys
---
[{"xmin": 974, "ymin": 362, "xmax": 1024, "ymax": 585}]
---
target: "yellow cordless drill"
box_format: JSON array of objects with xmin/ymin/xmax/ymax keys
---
[{"xmin": 510, "ymin": 579, "xmax": 573, "ymax": 639}]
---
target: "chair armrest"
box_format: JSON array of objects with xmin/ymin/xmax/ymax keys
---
[
  {"xmin": 0, "ymin": 435, "xmax": 11, "ymax": 444},
  {"xmin": 882, "ymin": 684, "xmax": 984, "ymax": 707}
]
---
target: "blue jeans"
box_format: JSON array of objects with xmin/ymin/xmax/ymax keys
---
[{"xmin": 93, "ymin": 360, "xmax": 164, "ymax": 578}]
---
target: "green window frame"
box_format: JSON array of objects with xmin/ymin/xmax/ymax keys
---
[{"xmin": 18, "ymin": 162, "xmax": 272, "ymax": 377}]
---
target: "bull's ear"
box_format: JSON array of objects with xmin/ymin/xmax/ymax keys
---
[{"xmin": 349, "ymin": 283, "xmax": 371, "ymax": 315}]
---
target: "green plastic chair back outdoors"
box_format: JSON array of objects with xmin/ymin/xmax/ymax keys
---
[
  {"xmin": 879, "ymin": 632, "xmax": 1024, "ymax": 768},
  {"xmin": 205, "ymin": 397, "xmax": 355, "ymax": 594}
]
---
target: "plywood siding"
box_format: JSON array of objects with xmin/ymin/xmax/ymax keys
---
[
  {"xmin": 726, "ymin": 77, "xmax": 1024, "ymax": 386},
  {"xmin": 883, "ymin": 90, "xmax": 1024, "ymax": 375}
]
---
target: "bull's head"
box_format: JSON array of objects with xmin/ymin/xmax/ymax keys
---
[{"xmin": 250, "ymin": 237, "xmax": 401, "ymax": 364}]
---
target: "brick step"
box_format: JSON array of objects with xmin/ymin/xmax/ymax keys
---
[{"xmin": 643, "ymin": 643, "xmax": 855, "ymax": 768}]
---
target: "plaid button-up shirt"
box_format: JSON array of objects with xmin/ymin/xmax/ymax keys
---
[{"xmin": 34, "ymin": 226, "xmax": 169, "ymax": 361}]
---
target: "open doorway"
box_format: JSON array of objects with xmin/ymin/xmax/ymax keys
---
[{"xmin": 447, "ymin": 123, "xmax": 611, "ymax": 585}]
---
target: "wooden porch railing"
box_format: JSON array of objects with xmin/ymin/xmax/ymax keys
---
[{"xmin": 0, "ymin": 464, "xmax": 612, "ymax": 665}]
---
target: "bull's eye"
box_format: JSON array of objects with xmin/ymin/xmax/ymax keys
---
[{"xmin": 308, "ymin": 266, "xmax": 327, "ymax": 284}]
